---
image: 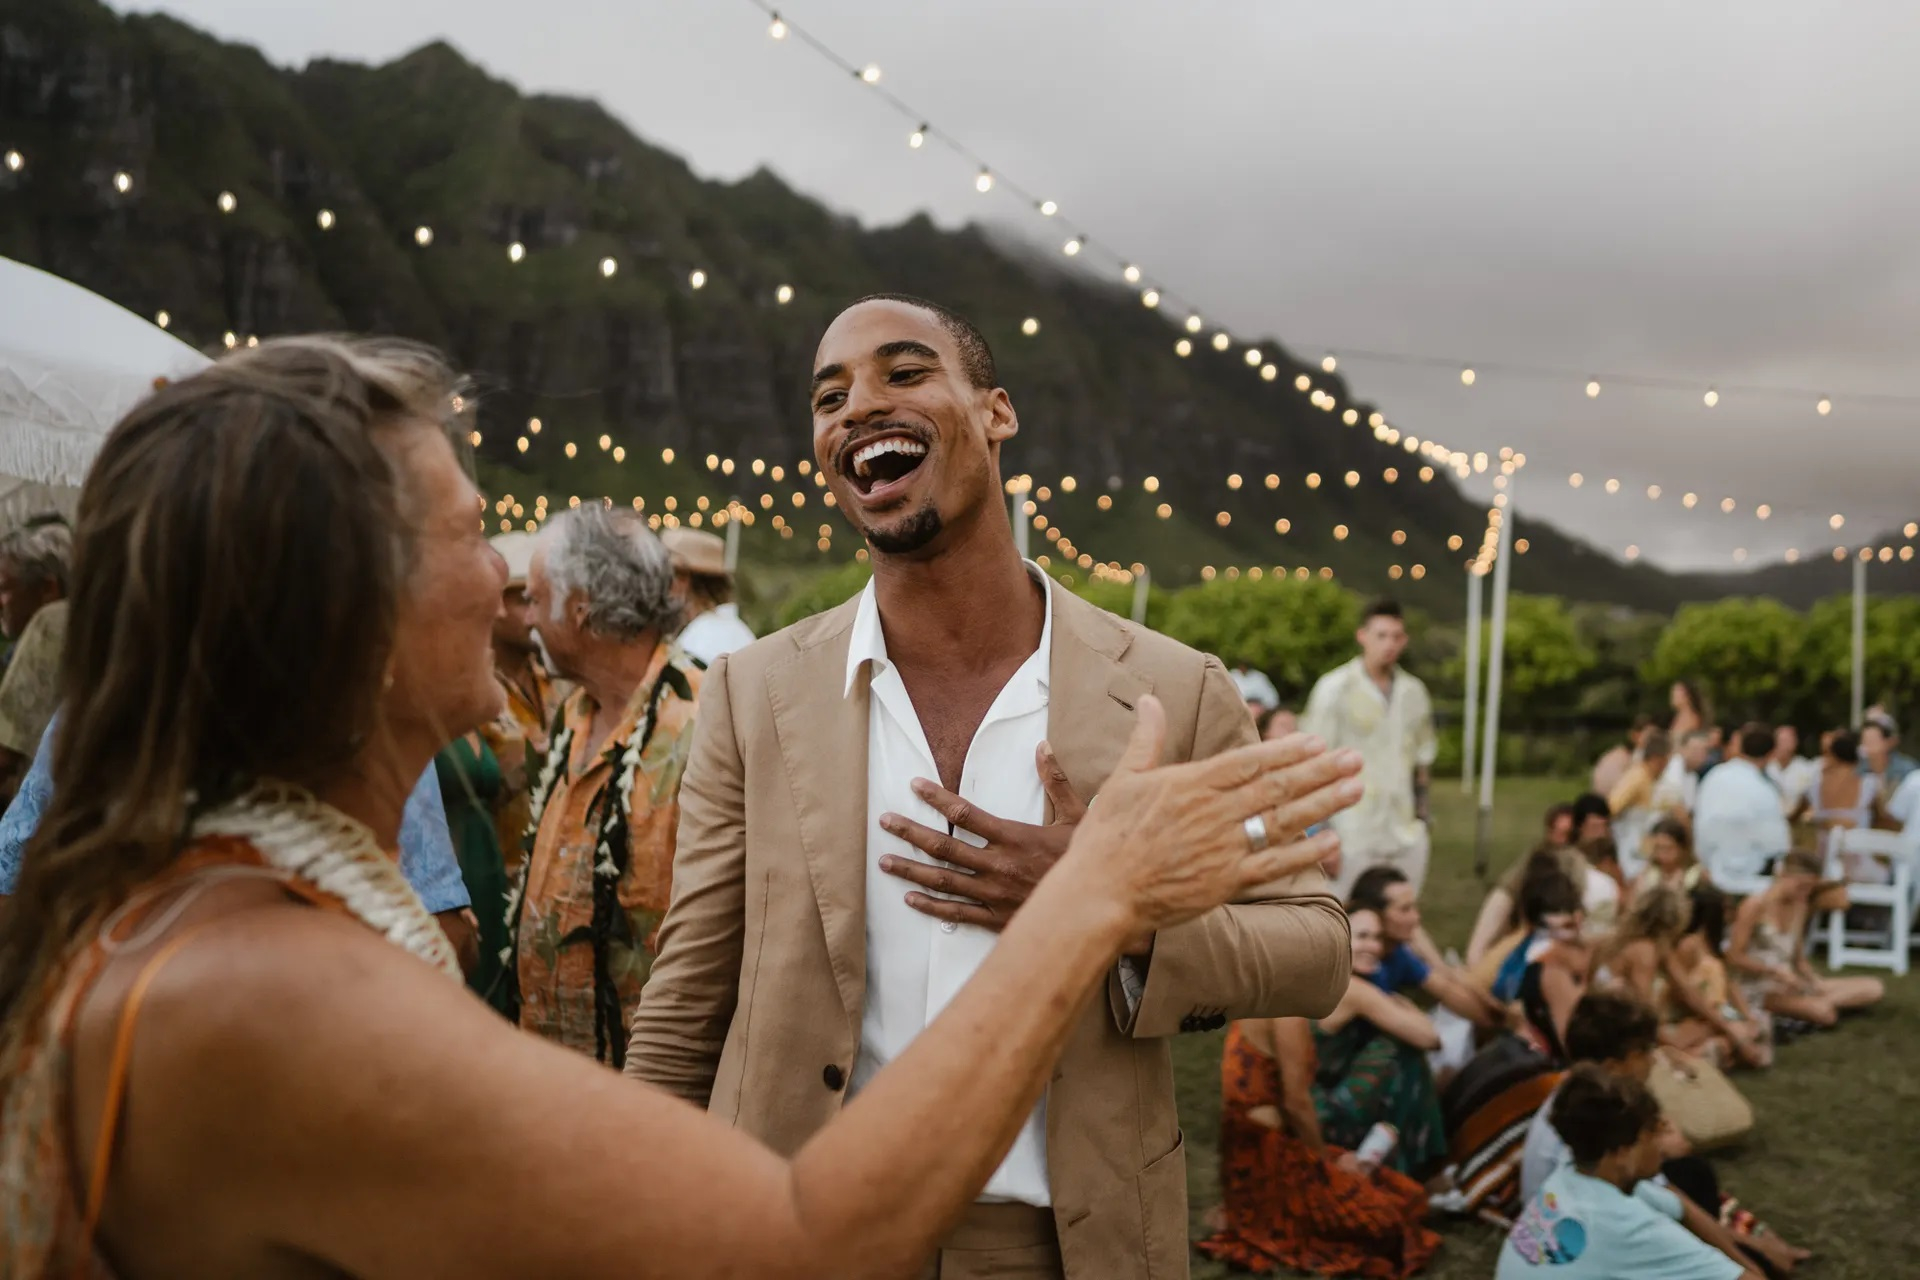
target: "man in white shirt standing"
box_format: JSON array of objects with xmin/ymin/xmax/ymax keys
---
[
  {"xmin": 1302, "ymin": 600, "xmax": 1437, "ymax": 897},
  {"xmin": 1692, "ymin": 724, "xmax": 1793, "ymax": 889},
  {"xmin": 660, "ymin": 527, "xmax": 757, "ymax": 668},
  {"xmin": 626, "ymin": 295, "xmax": 1356, "ymax": 1280}
]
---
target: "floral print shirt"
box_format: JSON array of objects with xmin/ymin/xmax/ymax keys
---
[{"xmin": 512, "ymin": 643, "xmax": 699, "ymax": 1063}]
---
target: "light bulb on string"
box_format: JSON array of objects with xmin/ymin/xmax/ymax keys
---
[
  {"xmin": 414, "ymin": 225, "xmax": 433, "ymax": 246},
  {"xmin": 909, "ymin": 124, "xmax": 926, "ymax": 149},
  {"xmin": 1184, "ymin": 314, "xmax": 1202, "ymax": 333},
  {"xmin": 217, "ymin": 191, "xmax": 237, "ymax": 213},
  {"xmin": 1460, "ymin": 367, "xmax": 1475, "ymax": 386},
  {"xmin": 113, "ymin": 171, "xmax": 131, "ymax": 193},
  {"xmin": 1174, "ymin": 338, "xmax": 1192, "ymax": 357},
  {"xmin": 154, "ymin": 310, "xmax": 170, "ymax": 329},
  {"xmin": 1212, "ymin": 332, "xmax": 1231, "ymax": 352},
  {"xmin": 1062, "ymin": 237, "xmax": 1082, "ymax": 256},
  {"xmin": 317, "ymin": 208, "xmax": 336, "ymax": 230},
  {"xmin": 1038, "ymin": 199, "xmax": 1057, "ymax": 216},
  {"xmin": 1295, "ymin": 374, "xmax": 1311, "ymax": 391},
  {"xmin": 1586, "ymin": 380, "xmax": 1601, "ymax": 397},
  {"xmin": 689, "ymin": 269, "xmax": 707, "ymax": 289},
  {"xmin": 1243, "ymin": 349, "xmax": 1262, "ymax": 367},
  {"xmin": 768, "ymin": 13, "xmax": 788, "ymax": 38},
  {"xmin": 1122, "ymin": 264, "xmax": 1141, "ymax": 284},
  {"xmin": 1021, "ymin": 317, "xmax": 1040, "ymax": 336},
  {"xmin": 1321, "ymin": 354, "xmax": 1337, "ymax": 373},
  {"xmin": 1817, "ymin": 397, "xmax": 1832, "ymax": 416},
  {"xmin": 776, "ymin": 284, "xmax": 794, "ymax": 304},
  {"xmin": 1140, "ymin": 289, "xmax": 1159, "ymax": 308},
  {"xmin": 600, "ymin": 257, "xmax": 617, "ymax": 278},
  {"xmin": 3, "ymin": 150, "xmax": 21, "ymax": 172},
  {"xmin": 1260, "ymin": 364, "xmax": 1277, "ymax": 381},
  {"xmin": 975, "ymin": 169, "xmax": 994, "ymax": 193},
  {"xmin": 858, "ymin": 64, "xmax": 881, "ymax": 83},
  {"xmin": 1703, "ymin": 387, "xmax": 1719, "ymax": 407}
]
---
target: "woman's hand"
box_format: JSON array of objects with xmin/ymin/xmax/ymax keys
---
[{"xmin": 1056, "ymin": 696, "xmax": 1361, "ymax": 938}]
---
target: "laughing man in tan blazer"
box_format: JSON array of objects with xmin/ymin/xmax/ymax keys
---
[{"xmin": 627, "ymin": 295, "xmax": 1353, "ymax": 1279}]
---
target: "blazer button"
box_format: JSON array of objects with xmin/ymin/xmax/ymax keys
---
[{"xmin": 823, "ymin": 1064, "xmax": 846, "ymax": 1091}]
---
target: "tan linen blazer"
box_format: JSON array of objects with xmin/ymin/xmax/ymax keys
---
[{"xmin": 626, "ymin": 580, "xmax": 1351, "ymax": 1280}]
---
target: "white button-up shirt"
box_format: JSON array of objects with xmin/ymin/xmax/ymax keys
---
[
  {"xmin": 1301, "ymin": 657, "xmax": 1436, "ymax": 856},
  {"xmin": 842, "ymin": 567, "xmax": 1056, "ymax": 1205},
  {"xmin": 1693, "ymin": 758, "xmax": 1792, "ymax": 884}
]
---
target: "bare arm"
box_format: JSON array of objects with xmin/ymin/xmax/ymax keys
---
[
  {"xmin": 1466, "ymin": 887, "xmax": 1516, "ymax": 966},
  {"xmin": 104, "ymin": 700, "xmax": 1360, "ymax": 1280},
  {"xmin": 1423, "ymin": 964, "xmax": 1504, "ymax": 1029},
  {"xmin": 1724, "ymin": 895, "xmax": 1786, "ymax": 982},
  {"xmin": 623, "ymin": 654, "xmax": 747, "ymax": 1100},
  {"xmin": 1347, "ymin": 978, "xmax": 1441, "ymax": 1050},
  {"xmin": 1270, "ymin": 1018, "xmax": 1327, "ymax": 1151},
  {"xmin": 1676, "ymin": 1192, "xmax": 1765, "ymax": 1276}
]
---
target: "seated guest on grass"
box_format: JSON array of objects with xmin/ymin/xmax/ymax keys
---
[
  {"xmin": 1301, "ymin": 906, "xmax": 1448, "ymax": 1176},
  {"xmin": 1665, "ymin": 889, "xmax": 1771, "ymax": 1070},
  {"xmin": 1500, "ymin": 1066, "xmax": 1763, "ymax": 1280},
  {"xmin": 1466, "ymin": 795, "xmax": 1609, "ymax": 966},
  {"xmin": 1496, "ymin": 861, "xmax": 1591, "ymax": 1062},
  {"xmin": 1200, "ymin": 909, "xmax": 1443, "ymax": 1277},
  {"xmin": 1726, "ymin": 851, "xmax": 1884, "ymax": 1029},
  {"xmin": 1517, "ymin": 995, "xmax": 1804, "ymax": 1278},
  {"xmin": 1594, "ymin": 887, "xmax": 1766, "ymax": 1069},
  {"xmin": 1350, "ymin": 866, "xmax": 1506, "ymax": 1031},
  {"xmin": 1634, "ymin": 817, "xmax": 1705, "ymax": 900}
]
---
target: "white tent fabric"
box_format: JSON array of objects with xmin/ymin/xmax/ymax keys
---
[{"xmin": 0, "ymin": 256, "xmax": 211, "ymax": 522}]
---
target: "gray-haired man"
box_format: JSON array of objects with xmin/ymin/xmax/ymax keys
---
[{"xmin": 509, "ymin": 505, "xmax": 703, "ymax": 1065}]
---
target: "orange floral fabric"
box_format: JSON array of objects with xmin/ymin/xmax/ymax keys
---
[
  {"xmin": 513, "ymin": 643, "xmax": 699, "ymax": 1063},
  {"xmin": 1196, "ymin": 1024, "xmax": 1442, "ymax": 1279},
  {"xmin": 480, "ymin": 655, "xmax": 559, "ymax": 873}
]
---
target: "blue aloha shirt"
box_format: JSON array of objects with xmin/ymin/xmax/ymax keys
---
[{"xmin": 0, "ymin": 709, "xmax": 469, "ymax": 911}]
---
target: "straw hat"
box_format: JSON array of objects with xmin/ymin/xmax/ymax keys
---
[
  {"xmin": 490, "ymin": 530, "xmax": 536, "ymax": 587},
  {"xmin": 661, "ymin": 527, "xmax": 728, "ymax": 577}
]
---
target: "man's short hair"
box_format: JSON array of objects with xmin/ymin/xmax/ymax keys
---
[
  {"xmin": 1346, "ymin": 865, "xmax": 1409, "ymax": 916},
  {"xmin": 1518, "ymin": 855, "xmax": 1581, "ymax": 926},
  {"xmin": 851, "ymin": 293, "xmax": 996, "ymax": 389},
  {"xmin": 1737, "ymin": 722, "xmax": 1773, "ymax": 760},
  {"xmin": 0, "ymin": 522, "xmax": 73, "ymax": 596},
  {"xmin": 1361, "ymin": 598, "xmax": 1403, "ymax": 625},
  {"xmin": 1640, "ymin": 728, "xmax": 1672, "ymax": 759},
  {"xmin": 1564, "ymin": 991, "xmax": 1660, "ymax": 1064},
  {"xmin": 1863, "ymin": 713, "xmax": 1899, "ymax": 742},
  {"xmin": 1570, "ymin": 792, "xmax": 1611, "ymax": 828},
  {"xmin": 1550, "ymin": 1064, "xmax": 1662, "ymax": 1167},
  {"xmin": 1543, "ymin": 801, "xmax": 1575, "ymax": 832},
  {"xmin": 541, "ymin": 505, "xmax": 681, "ymax": 641}
]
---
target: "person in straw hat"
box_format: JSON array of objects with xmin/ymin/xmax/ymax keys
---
[{"xmin": 661, "ymin": 526, "xmax": 756, "ymax": 669}]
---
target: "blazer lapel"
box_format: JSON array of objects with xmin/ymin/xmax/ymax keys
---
[
  {"xmin": 1043, "ymin": 582, "xmax": 1153, "ymax": 815},
  {"xmin": 765, "ymin": 609, "xmax": 870, "ymax": 1045}
]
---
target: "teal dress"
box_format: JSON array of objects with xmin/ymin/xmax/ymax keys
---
[
  {"xmin": 1312, "ymin": 1018, "xmax": 1449, "ymax": 1177},
  {"xmin": 434, "ymin": 735, "xmax": 513, "ymax": 1015}
]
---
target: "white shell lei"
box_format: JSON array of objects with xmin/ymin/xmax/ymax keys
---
[{"xmin": 190, "ymin": 784, "xmax": 463, "ymax": 979}]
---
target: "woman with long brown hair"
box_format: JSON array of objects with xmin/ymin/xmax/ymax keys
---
[{"xmin": 0, "ymin": 338, "xmax": 1362, "ymax": 1278}]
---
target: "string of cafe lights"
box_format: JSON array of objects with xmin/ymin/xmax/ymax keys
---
[
  {"xmin": 739, "ymin": 3, "xmax": 1920, "ymax": 562},
  {"xmin": 11, "ymin": 99, "xmax": 1914, "ymax": 568},
  {"xmin": 1, "ymin": 146, "xmax": 1886, "ymax": 563}
]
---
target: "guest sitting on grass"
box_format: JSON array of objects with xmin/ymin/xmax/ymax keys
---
[
  {"xmin": 1466, "ymin": 796, "xmax": 1608, "ymax": 967},
  {"xmin": 1634, "ymin": 817, "xmax": 1706, "ymax": 900},
  {"xmin": 1304, "ymin": 906, "xmax": 1449, "ymax": 1177},
  {"xmin": 1596, "ymin": 886, "xmax": 1767, "ymax": 1069},
  {"xmin": 1516, "ymin": 995, "xmax": 1805, "ymax": 1278},
  {"xmin": 1351, "ymin": 866, "xmax": 1507, "ymax": 1032},
  {"xmin": 1500, "ymin": 1066, "xmax": 1762, "ymax": 1280},
  {"xmin": 1664, "ymin": 889, "xmax": 1771, "ymax": 1069},
  {"xmin": 1199, "ymin": 908, "xmax": 1444, "ymax": 1278},
  {"xmin": 1498, "ymin": 860, "xmax": 1592, "ymax": 1061},
  {"xmin": 1726, "ymin": 850, "xmax": 1884, "ymax": 1030}
]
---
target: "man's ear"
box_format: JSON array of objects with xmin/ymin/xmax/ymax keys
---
[{"xmin": 983, "ymin": 387, "xmax": 1018, "ymax": 445}]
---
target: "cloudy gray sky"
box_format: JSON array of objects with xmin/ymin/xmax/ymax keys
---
[{"xmin": 129, "ymin": 0, "xmax": 1920, "ymax": 570}]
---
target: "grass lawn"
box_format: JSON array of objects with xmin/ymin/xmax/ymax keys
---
[{"xmin": 1174, "ymin": 776, "xmax": 1920, "ymax": 1279}]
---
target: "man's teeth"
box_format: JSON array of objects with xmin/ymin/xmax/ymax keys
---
[{"xmin": 851, "ymin": 438, "xmax": 929, "ymax": 479}]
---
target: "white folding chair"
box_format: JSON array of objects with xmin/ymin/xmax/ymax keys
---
[{"xmin": 1824, "ymin": 828, "xmax": 1915, "ymax": 976}]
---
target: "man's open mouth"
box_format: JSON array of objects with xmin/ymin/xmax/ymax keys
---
[{"xmin": 843, "ymin": 433, "xmax": 930, "ymax": 498}]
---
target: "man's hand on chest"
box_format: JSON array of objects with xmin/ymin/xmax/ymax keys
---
[{"xmin": 877, "ymin": 740, "xmax": 1087, "ymax": 932}]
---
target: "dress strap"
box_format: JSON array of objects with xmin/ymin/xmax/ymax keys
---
[{"xmin": 81, "ymin": 919, "xmax": 221, "ymax": 1241}]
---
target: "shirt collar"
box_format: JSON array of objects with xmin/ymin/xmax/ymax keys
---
[{"xmin": 844, "ymin": 559, "xmax": 1054, "ymax": 699}]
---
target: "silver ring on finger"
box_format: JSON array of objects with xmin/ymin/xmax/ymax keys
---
[{"xmin": 1243, "ymin": 814, "xmax": 1271, "ymax": 853}]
